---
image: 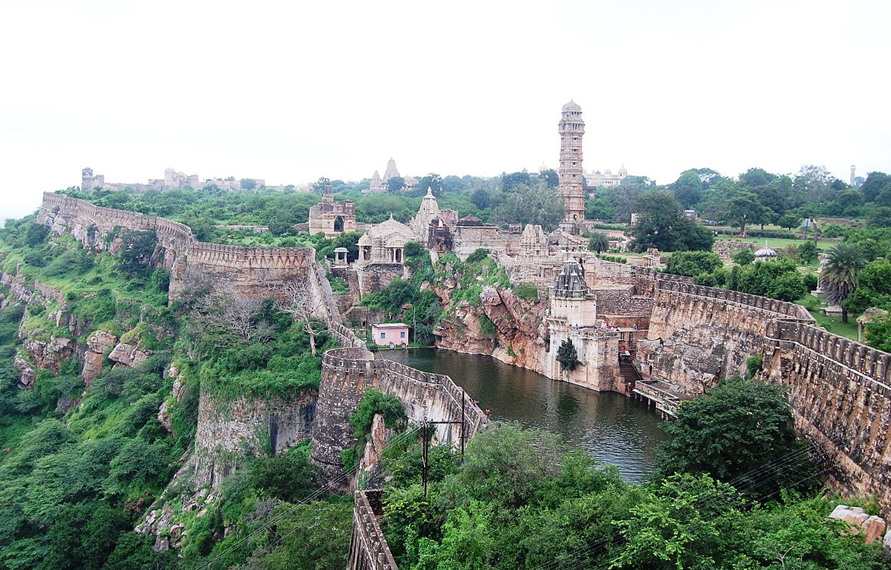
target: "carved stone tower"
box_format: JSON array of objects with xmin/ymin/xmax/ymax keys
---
[{"xmin": 558, "ymin": 100, "xmax": 585, "ymax": 233}]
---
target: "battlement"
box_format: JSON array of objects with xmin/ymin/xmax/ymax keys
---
[
  {"xmin": 768, "ymin": 320, "xmax": 891, "ymax": 387},
  {"xmin": 656, "ymin": 279, "xmax": 814, "ymax": 321},
  {"xmin": 348, "ymin": 490, "xmax": 398, "ymax": 570}
]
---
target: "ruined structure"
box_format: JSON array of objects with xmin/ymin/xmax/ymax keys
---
[
  {"xmin": 357, "ymin": 216, "xmax": 414, "ymax": 266},
  {"xmin": 544, "ymin": 260, "xmax": 620, "ymax": 391},
  {"xmin": 308, "ymin": 185, "xmax": 357, "ymax": 237},
  {"xmin": 557, "ymin": 100, "xmax": 586, "ymax": 233},
  {"xmin": 366, "ymin": 158, "xmax": 405, "ymax": 193},
  {"xmin": 80, "ymin": 166, "xmax": 267, "ymax": 193},
  {"xmin": 586, "ymin": 165, "xmax": 627, "ymax": 190},
  {"xmin": 310, "ymin": 346, "xmax": 488, "ymax": 485}
]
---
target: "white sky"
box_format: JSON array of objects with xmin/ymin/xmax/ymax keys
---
[{"xmin": 1, "ymin": 0, "xmax": 889, "ymax": 222}]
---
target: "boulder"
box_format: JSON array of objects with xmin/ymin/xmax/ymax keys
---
[
  {"xmin": 82, "ymin": 331, "xmax": 118, "ymax": 384},
  {"xmin": 829, "ymin": 505, "xmax": 869, "ymax": 528},
  {"xmin": 13, "ymin": 355, "xmax": 36, "ymax": 390},
  {"xmin": 23, "ymin": 336, "xmax": 76, "ymax": 374},
  {"xmin": 861, "ymin": 515, "xmax": 887, "ymax": 545},
  {"xmin": 87, "ymin": 330, "xmax": 117, "ymax": 353},
  {"xmin": 829, "ymin": 505, "xmax": 887, "ymax": 545},
  {"xmin": 884, "ymin": 527, "xmax": 891, "ymax": 552},
  {"xmin": 108, "ymin": 343, "xmax": 150, "ymax": 368}
]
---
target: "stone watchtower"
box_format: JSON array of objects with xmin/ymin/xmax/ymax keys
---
[{"xmin": 558, "ymin": 100, "xmax": 586, "ymax": 234}]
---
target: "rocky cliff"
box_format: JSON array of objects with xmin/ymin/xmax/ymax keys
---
[{"xmin": 433, "ymin": 284, "xmax": 549, "ymax": 372}]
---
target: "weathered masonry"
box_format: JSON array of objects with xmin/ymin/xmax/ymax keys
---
[
  {"xmin": 638, "ymin": 278, "xmax": 891, "ymax": 515},
  {"xmin": 310, "ymin": 346, "xmax": 488, "ymax": 484}
]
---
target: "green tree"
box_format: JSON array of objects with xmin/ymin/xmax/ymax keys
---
[
  {"xmin": 387, "ymin": 176, "xmax": 406, "ymax": 193},
  {"xmin": 724, "ymin": 191, "xmax": 766, "ymax": 235},
  {"xmin": 655, "ymin": 377, "xmax": 812, "ymax": 498},
  {"xmin": 240, "ymin": 178, "xmax": 258, "ymax": 190},
  {"xmin": 119, "ymin": 230, "xmax": 158, "ymax": 277},
  {"xmin": 820, "ymin": 242, "xmax": 867, "ymax": 323},
  {"xmin": 630, "ymin": 191, "xmax": 714, "ymax": 252},
  {"xmin": 842, "ymin": 260, "xmax": 891, "ymax": 315},
  {"xmin": 797, "ymin": 240, "xmax": 819, "ymax": 265},
  {"xmin": 586, "ymin": 231, "xmax": 610, "ymax": 253},
  {"xmin": 777, "ymin": 213, "xmax": 800, "ymax": 230},
  {"xmin": 260, "ymin": 501, "xmax": 353, "ymax": 570},
  {"xmin": 490, "ymin": 183, "xmax": 564, "ymax": 231},
  {"xmin": 539, "ymin": 168, "xmax": 559, "ymax": 188},
  {"xmin": 612, "ymin": 474, "xmax": 745, "ymax": 570},
  {"xmin": 670, "ymin": 170, "xmax": 703, "ymax": 208},
  {"xmin": 732, "ymin": 249, "xmax": 755, "ymax": 266},
  {"xmin": 556, "ymin": 339, "xmax": 580, "ymax": 371},
  {"xmin": 664, "ymin": 251, "xmax": 722, "ymax": 277}
]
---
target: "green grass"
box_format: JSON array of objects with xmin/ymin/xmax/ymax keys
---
[
  {"xmin": 796, "ymin": 293, "xmax": 859, "ymax": 341},
  {"xmin": 716, "ymin": 236, "xmax": 837, "ymax": 250}
]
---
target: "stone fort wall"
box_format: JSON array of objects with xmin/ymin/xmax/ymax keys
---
[
  {"xmin": 38, "ymin": 192, "xmax": 315, "ymax": 300},
  {"xmin": 311, "ymin": 347, "xmax": 488, "ymax": 486},
  {"xmin": 639, "ymin": 278, "xmax": 891, "ymax": 514}
]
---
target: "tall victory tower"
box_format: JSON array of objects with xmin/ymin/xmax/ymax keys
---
[{"xmin": 558, "ymin": 100, "xmax": 585, "ymax": 233}]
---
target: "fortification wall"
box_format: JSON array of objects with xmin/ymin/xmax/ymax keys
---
[
  {"xmin": 311, "ymin": 348, "xmax": 487, "ymax": 485},
  {"xmin": 635, "ymin": 280, "xmax": 804, "ymax": 394},
  {"xmin": 39, "ymin": 193, "xmax": 317, "ymax": 300},
  {"xmin": 190, "ymin": 390, "xmax": 317, "ymax": 489},
  {"xmin": 764, "ymin": 321, "xmax": 891, "ymax": 514},
  {"xmin": 348, "ymin": 490, "xmax": 398, "ymax": 570},
  {"xmin": 594, "ymin": 287, "xmax": 653, "ymax": 316},
  {"xmin": 636, "ymin": 277, "xmax": 891, "ymax": 514}
]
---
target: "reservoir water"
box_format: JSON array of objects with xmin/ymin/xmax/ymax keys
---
[{"xmin": 380, "ymin": 348, "xmax": 667, "ymax": 483}]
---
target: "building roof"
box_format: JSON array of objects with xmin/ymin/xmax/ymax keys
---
[
  {"xmin": 372, "ymin": 323, "xmax": 409, "ymax": 329},
  {"xmin": 755, "ymin": 245, "xmax": 778, "ymax": 258},
  {"xmin": 562, "ymin": 99, "xmax": 582, "ymax": 112},
  {"xmin": 553, "ymin": 260, "xmax": 589, "ymax": 299}
]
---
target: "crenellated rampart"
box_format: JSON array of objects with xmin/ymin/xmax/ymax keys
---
[
  {"xmin": 348, "ymin": 490, "xmax": 398, "ymax": 570},
  {"xmin": 639, "ymin": 277, "xmax": 891, "ymax": 515},
  {"xmin": 39, "ymin": 192, "xmax": 314, "ymax": 299},
  {"xmin": 764, "ymin": 320, "xmax": 891, "ymax": 514},
  {"xmin": 311, "ymin": 347, "xmax": 488, "ymax": 485}
]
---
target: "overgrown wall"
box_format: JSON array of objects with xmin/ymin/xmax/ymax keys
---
[{"xmin": 311, "ymin": 348, "xmax": 488, "ymax": 485}]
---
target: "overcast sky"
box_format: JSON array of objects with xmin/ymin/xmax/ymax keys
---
[{"xmin": 1, "ymin": 0, "xmax": 889, "ymax": 222}]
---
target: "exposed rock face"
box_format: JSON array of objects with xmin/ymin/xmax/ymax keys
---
[
  {"xmin": 355, "ymin": 414, "xmax": 393, "ymax": 489},
  {"xmin": 157, "ymin": 401, "xmax": 172, "ymax": 434},
  {"xmin": 13, "ymin": 355, "xmax": 36, "ymax": 390},
  {"xmin": 108, "ymin": 342, "xmax": 150, "ymax": 368},
  {"xmin": 136, "ymin": 487, "xmax": 216, "ymax": 552},
  {"xmin": 434, "ymin": 284, "xmax": 548, "ymax": 373},
  {"xmin": 82, "ymin": 330, "xmax": 117, "ymax": 384},
  {"xmin": 828, "ymin": 505, "xmax": 887, "ymax": 544},
  {"xmin": 22, "ymin": 337, "xmax": 76, "ymax": 376}
]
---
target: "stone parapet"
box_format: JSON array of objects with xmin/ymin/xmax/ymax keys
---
[
  {"xmin": 311, "ymin": 347, "xmax": 487, "ymax": 486},
  {"xmin": 348, "ymin": 490, "xmax": 398, "ymax": 570}
]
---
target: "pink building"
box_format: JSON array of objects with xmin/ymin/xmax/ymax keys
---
[{"xmin": 372, "ymin": 323, "xmax": 409, "ymax": 347}]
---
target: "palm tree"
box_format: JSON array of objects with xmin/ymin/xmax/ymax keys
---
[
  {"xmin": 820, "ymin": 242, "xmax": 866, "ymax": 323},
  {"xmin": 587, "ymin": 231, "xmax": 610, "ymax": 253}
]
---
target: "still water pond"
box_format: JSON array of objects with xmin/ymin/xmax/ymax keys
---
[{"xmin": 380, "ymin": 348, "xmax": 667, "ymax": 483}]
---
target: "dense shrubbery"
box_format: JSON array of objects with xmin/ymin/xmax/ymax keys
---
[{"xmin": 377, "ymin": 402, "xmax": 888, "ymax": 569}]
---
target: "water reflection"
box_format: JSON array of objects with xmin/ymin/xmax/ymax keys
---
[{"xmin": 380, "ymin": 348, "xmax": 667, "ymax": 483}]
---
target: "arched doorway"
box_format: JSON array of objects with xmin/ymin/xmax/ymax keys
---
[{"xmin": 334, "ymin": 216, "xmax": 344, "ymax": 233}]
